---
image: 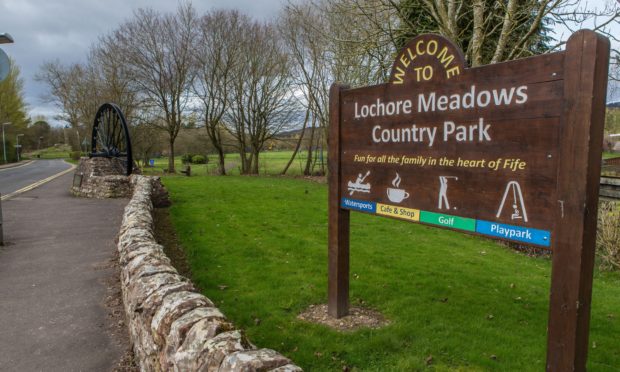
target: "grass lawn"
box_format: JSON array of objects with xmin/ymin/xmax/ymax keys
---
[
  {"xmin": 142, "ymin": 150, "xmax": 325, "ymax": 177},
  {"xmin": 25, "ymin": 144, "xmax": 74, "ymax": 160},
  {"xmin": 163, "ymin": 176, "xmax": 620, "ymax": 371},
  {"xmin": 603, "ymin": 152, "xmax": 618, "ymax": 159}
]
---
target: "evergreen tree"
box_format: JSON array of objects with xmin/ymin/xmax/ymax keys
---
[{"xmin": 394, "ymin": 0, "xmax": 554, "ymax": 66}]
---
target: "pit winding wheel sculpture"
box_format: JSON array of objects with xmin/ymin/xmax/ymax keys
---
[{"xmin": 90, "ymin": 103, "xmax": 133, "ymax": 176}]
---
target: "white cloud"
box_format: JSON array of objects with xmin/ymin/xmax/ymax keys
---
[
  {"xmin": 0, "ymin": 0, "xmax": 617, "ymax": 124},
  {"xmin": 0, "ymin": 0, "xmax": 285, "ymax": 125}
]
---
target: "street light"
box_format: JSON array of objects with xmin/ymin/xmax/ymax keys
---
[
  {"xmin": 0, "ymin": 33, "xmax": 14, "ymax": 44},
  {"xmin": 16, "ymin": 134, "xmax": 23, "ymax": 162},
  {"xmin": 2, "ymin": 122, "xmax": 10, "ymax": 164}
]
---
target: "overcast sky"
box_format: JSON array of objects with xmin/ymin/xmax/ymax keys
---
[
  {"xmin": 0, "ymin": 0, "xmax": 285, "ymax": 125},
  {"xmin": 0, "ymin": 0, "xmax": 618, "ymax": 126}
]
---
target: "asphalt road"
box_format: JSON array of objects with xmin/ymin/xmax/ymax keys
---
[{"xmin": 0, "ymin": 160, "xmax": 72, "ymax": 196}]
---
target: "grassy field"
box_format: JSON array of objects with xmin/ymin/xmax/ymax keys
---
[
  {"xmin": 24, "ymin": 144, "xmax": 74, "ymax": 160},
  {"xmin": 141, "ymin": 151, "xmax": 326, "ymax": 177},
  {"xmin": 162, "ymin": 176, "xmax": 620, "ymax": 371},
  {"xmin": 145, "ymin": 150, "xmax": 617, "ymax": 177}
]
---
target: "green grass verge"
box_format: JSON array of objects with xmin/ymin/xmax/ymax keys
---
[
  {"xmin": 25, "ymin": 144, "xmax": 74, "ymax": 160},
  {"xmin": 603, "ymin": 152, "xmax": 618, "ymax": 159},
  {"xmin": 163, "ymin": 176, "xmax": 620, "ymax": 371}
]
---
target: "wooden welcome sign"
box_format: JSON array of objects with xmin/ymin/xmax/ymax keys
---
[{"xmin": 328, "ymin": 30, "xmax": 609, "ymax": 371}]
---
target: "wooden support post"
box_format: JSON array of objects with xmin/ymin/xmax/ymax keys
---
[
  {"xmin": 546, "ymin": 30, "xmax": 609, "ymax": 371},
  {"xmin": 328, "ymin": 83, "xmax": 350, "ymax": 318}
]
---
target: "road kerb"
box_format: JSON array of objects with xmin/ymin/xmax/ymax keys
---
[{"xmin": 0, "ymin": 160, "xmax": 34, "ymax": 172}]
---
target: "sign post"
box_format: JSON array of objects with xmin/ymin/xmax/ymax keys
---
[
  {"xmin": 328, "ymin": 83, "xmax": 351, "ymax": 318},
  {"xmin": 546, "ymin": 31, "xmax": 609, "ymax": 370},
  {"xmin": 327, "ymin": 30, "xmax": 609, "ymax": 371}
]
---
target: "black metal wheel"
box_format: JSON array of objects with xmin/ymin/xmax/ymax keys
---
[{"xmin": 90, "ymin": 103, "xmax": 133, "ymax": 176}]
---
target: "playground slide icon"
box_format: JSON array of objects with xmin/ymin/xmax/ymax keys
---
[
  {"xmin": 496, "ymin": 180, "xmax": 528, "ymax": 222},
  {"xmin": 348, "ymin": 171, "xmax": 371, "ymax": 195}
]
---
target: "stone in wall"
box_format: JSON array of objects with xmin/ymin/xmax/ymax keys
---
[
  {"xmin": 220, "ymin": 349, "xmax": 297, "ymax": 371},
  {"xmin": 118, "ymin": 175, "xmax": 302, "ymax": 371},
  {"xmin": 71, "ymin": 157, "xmax": 138, "ymax": 199}
]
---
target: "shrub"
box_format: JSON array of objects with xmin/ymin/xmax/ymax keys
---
[
  {"xmin": 181, "ymin": 153, "xmax": 194, "ymax": 164},
  {"xmin": 597, "ymin": 201, "xmax": 620, "ymax": 271},
  {"xmin": 70, "ymin": 151, "xmax": 82, "ymax": 161},
  {"xmin": 191, "ymin": 154, "xmax": 207, "ymax": 164},
  {"xmin": 3, "ymin": 140, "xmax": 17, "ymax": 162}
]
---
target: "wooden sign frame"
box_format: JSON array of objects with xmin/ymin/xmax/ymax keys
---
[{"xmin": 328, "ymin": 30, "xmax": 609, "ymax": 371}]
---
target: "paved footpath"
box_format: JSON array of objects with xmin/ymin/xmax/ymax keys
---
[{"xmin": 0, "ymin": 173, "xmax": 127, "ymax": 371}]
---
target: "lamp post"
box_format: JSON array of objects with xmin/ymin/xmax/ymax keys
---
[
  {"xmin": 16, "ymin": 133, "xmax": 23, "ymax": 162},
  {"xmin": 2, "ymin": 122, "xmax": 10, "ymax": 164}
]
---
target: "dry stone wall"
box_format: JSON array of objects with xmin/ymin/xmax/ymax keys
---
[
  {"xmin": 72, "ymin": 157, "xmax": 132, "ymax": 198},
  {"xmin": 118, "ymin": 175, "xmax": 301, "ymax": 371}
]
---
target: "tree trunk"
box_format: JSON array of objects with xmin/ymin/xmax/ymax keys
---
[
  {"xmin": 491, "ymin": 0, "xmax": 517, "ymax": 64},
  {"xmin": 304, "ymin": 117, "xmax": 317, "ymax": 176},
  {"xmin": 471, "ymin": 0, "xmax": 485, "ymax": 66},
  {"xmin": 217, "ymin": 147, "xmax": 226, "ymax": 175},
  {"xmin": 311, "ymin": 134, "xmax": 320, "ymax": 175},
  {"xmin": 318, "ymin": 134, "xmax": 326, "ymax": 175},
  {"xmin": 207, "ymin": 123, "xmax": 227, "ymax": 175},
  {"xmin": 282, "ymin": 107, "xmax": 310, "ymax": 175},
  {"xmin": 239, "ymin": 149, "xmax": 249, "ymax": 174},
  {"xmin": 168, "ymin": 138, "xmax": 176, "ymax": 173},
  {"xmin": 251, "ymin": 149, "xmax": 260, "ymax": 175}
]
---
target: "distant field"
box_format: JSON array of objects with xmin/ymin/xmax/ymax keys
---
[
  {"xmin": 25, "ymin": 145, "xmax": 73, "ymax": 160},
  {"xmin": 141, "ymin": 150, "xmax": 326, "ymax": 176},
  {"xmin": 163, "ymin": 176, "xmax": 620, "ymax": 371}
]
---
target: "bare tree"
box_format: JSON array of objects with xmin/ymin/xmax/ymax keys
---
[
  {"xmin": 131, "ymin": 108, "xmax": 164, "ymax": 168},
  {"xmin": 87, "ymin": 42, "xmax": 139, "ymax": 124},
  {"xmin": 38, "ymin": 33, "xmax": 143, "ymax": 152},
  {"xmin": 36, "ymin": 61, "xmax": 83, "ymax": 130},
  {"xmin": 280, "ymin": 4, "xmax": 333, "ymax": 175},
  {"xmin": 314, "ymin": 0, "xmax": 400, "ymax": 85},
  {"xmin": 308, "ymin": 0, "xmax": 618, "ymax": 76},
  {"xmin": 547, "ymin": 1, "xmax": 619, "ymax": 51},
  {"xmin": 226, "ymin": 20, "xmax": 297, "ymax": 174},
  {"xmin": 36, "ymin": 61, "xmax": 92, "ymax": 150},
  {"xmin": 193, "ymin": 10, "xmax": 245, "ymax": 175},
  {"xmin": 104, "ymin": 4, "xmax": 198, "ymax": 173},
  {"xmin": 38, "ymin": 57, "xmax": 141, "ymax": 152}
]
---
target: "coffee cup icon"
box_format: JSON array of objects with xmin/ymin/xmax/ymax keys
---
[{"xmin": 387, "ymin": 187, "xmax": 409, "ymax": 203}]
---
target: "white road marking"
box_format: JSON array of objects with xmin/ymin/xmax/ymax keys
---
[
  {"xmin": 1, "ymin": 162, "xmax": 76, "ymax": 201},
  {"xmin": 0, "ymin": 160, "xmax": 34, "ymax": 172}
]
